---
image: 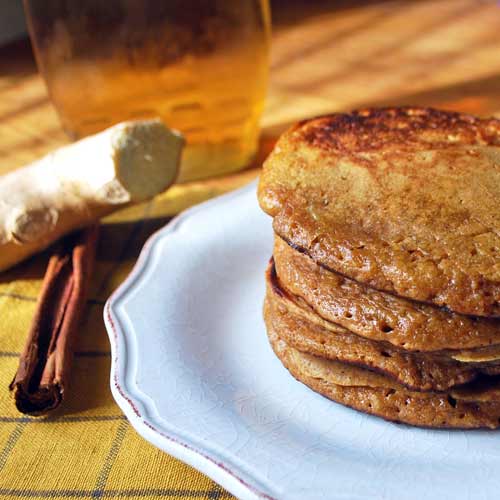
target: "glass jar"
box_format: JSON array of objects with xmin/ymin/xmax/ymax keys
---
[{"xmin": 24, "ymin": 0, "xmax": 271, "ymax": 182}]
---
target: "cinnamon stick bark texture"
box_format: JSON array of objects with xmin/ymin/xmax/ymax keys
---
[{"xmin": 10, "ymin": 225, "xmax": 98, "ymax": 415}]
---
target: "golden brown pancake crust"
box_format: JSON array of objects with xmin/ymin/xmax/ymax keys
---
[
  {"xmin": 267, "ymin": 330, "xmax": 500, "ymax": 429},
  {"xmin": 294, "ymin": 107, "xmax": 500, "ymax": 153},
  {"xmin": 258, "ymin": 107, "xmax": 500, "ymax": 316},
  {"xmin": 265, "ymin": 279, "xmax": 500, "ymax": 392},
  {"xmin": 273, "ymin": 236, "xmax": 500, "ymax": 352}
]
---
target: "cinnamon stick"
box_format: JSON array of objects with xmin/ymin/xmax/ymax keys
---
[{"xmin": 10, "ymin": 225, "xmax": 98, "ymax": 415}]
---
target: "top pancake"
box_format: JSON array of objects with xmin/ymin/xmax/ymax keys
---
[{"xmin": 258, "ymin": 107, "xmax": 500, "ymax": 316}]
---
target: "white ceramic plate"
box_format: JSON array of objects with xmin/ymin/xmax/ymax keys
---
[{"xmin": 105, "ymin": 181, "xmax": 500, "ymax": 500}]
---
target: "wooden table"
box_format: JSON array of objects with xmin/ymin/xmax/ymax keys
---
[
  {"xmin": 3, "ymin": 0, "xmax": 500, "ymax": 179},
  {"xmin": 1, "ymin": 0, "xmax": 500, "ymax": 497}
]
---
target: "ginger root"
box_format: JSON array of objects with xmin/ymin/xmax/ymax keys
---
[{"xmin": 0, "ymin": 119, "xmax": 183, "ymax": 271}]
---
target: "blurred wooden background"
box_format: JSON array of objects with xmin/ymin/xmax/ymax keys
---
[{"xmin": 1, "ymin": 0, "xmax": 500, "ymax": 194}]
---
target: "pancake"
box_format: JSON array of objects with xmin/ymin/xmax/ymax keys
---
[
  {"xmin": 452, "ymin": 348, "xmax": 500, "ymax": 363},
  {"xmin": 268, "ymin": 259, "xmax": 500, "ymax": 368},
  {"xmin": 273, "ymin": 236, "xmax": 500, "ymax": 353},
  {"xmin": 258, "ymin": 107, "xmax": 500, "ymax": 317},
  {"xmin": 267, "ymin": 330, "xmax": 500, "ymax": 429},
  {"xmin": 265, "ymin": 285, "xmax": 500, "ymax": 393}
]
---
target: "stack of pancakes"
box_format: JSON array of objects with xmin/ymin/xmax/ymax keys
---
[{"xmin": 258, "ymin": 107, "xmax": 500, "ymax": 429}]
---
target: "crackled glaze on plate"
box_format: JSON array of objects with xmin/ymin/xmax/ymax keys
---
[{"xmin": 105, "ymin": 181, "xmax": 500, "ymax": 500}]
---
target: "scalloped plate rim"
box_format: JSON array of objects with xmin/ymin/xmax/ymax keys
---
[{"xmin": 104, "ymin": 180, "xmax": 274, "ymax": 500}]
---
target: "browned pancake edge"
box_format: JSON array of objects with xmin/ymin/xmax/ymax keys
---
[
  {"xmin": 258, "ymin": 107, "xmax": 500, "ymax": 316},
  {"xmin": 266, "ymin": 327, "xmax": 500, "ymax": 429}
]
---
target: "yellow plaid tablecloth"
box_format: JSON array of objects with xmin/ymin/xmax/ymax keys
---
[{"xmin": 0, "ymin": 172, "xmax": 261, "ymax": 499}]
